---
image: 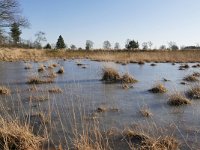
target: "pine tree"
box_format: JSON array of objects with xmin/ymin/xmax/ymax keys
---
[
  {"xmin": 10, "ymin": 22, "xmax": 21, "ymax": 44},
  {"xmin": 44, "ymin": 43, "xmax": 52, "ymax": 49},
  {"xmin": 56, "ymin": 35, "xmax": 66, "ymax": 49}
]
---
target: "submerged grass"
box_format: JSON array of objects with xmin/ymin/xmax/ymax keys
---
[{"xmin": 183, "ymin": 75, "xmax": 199, "ymax": 82}]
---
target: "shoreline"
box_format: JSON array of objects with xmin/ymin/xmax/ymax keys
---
[{"xmin": 0, "ymin": 48, "xmax": 200, "ymax": 63}]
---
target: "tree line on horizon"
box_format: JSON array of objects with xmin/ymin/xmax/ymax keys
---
[{"xmin": 0, "ymin": 0, "xmax": 199, "ymax": 51}]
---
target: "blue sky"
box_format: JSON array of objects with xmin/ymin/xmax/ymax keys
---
[{"xmin": 20, "ymin": 0, "xmax": 200, "ymax": 48}]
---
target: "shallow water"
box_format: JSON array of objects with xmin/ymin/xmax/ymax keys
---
[{"xmin": 0, "ymin": 60, "xmax": 200, "ymax": 149}]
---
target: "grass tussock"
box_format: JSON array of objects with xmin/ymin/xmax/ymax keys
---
[
  {"xmin": 183, "ymin": 75, "xmax": 199, "ymax": 82},
  {"xmin": 192, "ymin": 72, "xmax": 200, "ymax": 77},
  {"xmin": 0, "ymin": 118, "xmax": 43, "ymax": 150},
  {"xmin": 187, "ymin": 85, "xmax": 200, "ymax": 99},
  {"xmin": 27, "ymin": 76, "xmax": 54, "ymax": 84},
  {"xmin": 139, "ymin": 106, "xmax": 152, "ymax": 117},
  {"xmin": 101, "ymin": 67, "xmax": 121, "ymax": 82},
  {"xmin": 123, "ymin": 129, "xmax": 179, "ymax": 150},
  {"xmin": 29, "ymin": 95, "xmax": 49, "ymax": 102},
  {"xmin": 149, "ymin": 84, "xmax": 167, "ymax": 93},
  {"xmin": 0, "ymin": 86, "xmax": 10, "ymax": 95},
  {"xmin": 168, "ymin": 93, "xmax": 191, "ymax": 106},
  {"xmin": 57, "ymin": 67, "xmax": 64, "ymax": 74},
  {"xmin": 38, "ymin": 65, "xmax": 45, "ymax": 72},
  {"xmin": 101, "ymin": 67, "xmax": 137, "ymax": 84},
  {"xmin": 121, "ymin": 73, "xmax": 137, "ymax": 84},
  {"xmin": 48, "ymin": 86, "xmax": 63, "ymax": 93}
]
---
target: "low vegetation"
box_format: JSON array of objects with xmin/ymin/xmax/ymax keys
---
[
  {"xmin": 48, "ymin": 86, "xmax": 63, "ymax": 93},
  {"xmin": 187, "ymin": 85, "xmax": 200, "ymax": 99},
  {"xmin": 0, "ymin": 86, "xmax": 10, "ymax": 95},
  {"xmin": 123, "ymin": 129, "xmax": 179, "ymax": 150},
  {"xmin": 1, "ymin": 48, "xmax": 200, "ymax": 62},
  {"xmin": 168, "ymin": 93, "xmax": 191, "ymax": 106},
  {"xmin": 101, "ymin": 67, "xmax": 121, "ymax": 82},
  {"xmin": 57, "ymin": 67, "xmax": 64, "ymax": 74},
  {"xmin": 27, "ymin": 76, "xmax": 54, "ymax": 84},
  {"xmin": 183, "ymin": 75, "xmax": 199, "ymax": 82},
  {"xmin": 0, "ymin": 118, "xmax": 43, "ymax": 150},
  {"xmin": 148, "ymin": 83, "xmax": 167, "ymax": 93},
  {"xmin": 101, "ymin": 67, "xmax": 137, "ymax": 84}
]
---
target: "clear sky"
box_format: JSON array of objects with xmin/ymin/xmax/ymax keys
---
[{"xmin": 20, "ymin": 0, "xmax": 200, "ymax": 49}]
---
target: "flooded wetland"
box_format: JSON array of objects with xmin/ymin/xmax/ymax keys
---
[{"xmin": 0, "ymin": 59, "xmax": 200, "ymax": 149}]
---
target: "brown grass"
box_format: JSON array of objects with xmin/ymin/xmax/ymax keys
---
[
  {"xmin": 57, "ymin": 67, "xmax": 64, "ymax": 74},
  {"xmin": 38, "ymin": 65, "xmax": 45, "ymax": 72},
  {"xmin": 48, "ymin": 86, "xmax": 63, "ymax": 93},
  {"xmin": 192, "ymin": 72, "xmax": 200, "ymax": 77},
  {"xmin": 183, "ymin": 75, "xmax": 199, "ymax": 82},
  {"xmin": 1, "ymin": 48, "xmax": 200, "ymax": 62},
  {"xmin": 121, "ymin": 73, "xmax": 137, "ymax": 84},
  {"xmin": 168, "ymin": 93, "xmax": 191, "ymax": 106},
  {"xmin": 101, "ymin": 67, "xmax": 121, "ymax": 82},
  {"xmin": 187, "ymin": 85, "xmax": 200, "ymax": 99},
  {"xmin": 27, "ymin": 76, "xmax": 54, "ymax": 84},
  {"xmin": 0, "ymin": 118, "xmax": 43, "ymax": 150},
  {"xmin": 149, "ymin": 84, "xmax": 167, "ymax": 93},
  {"xmin": 0, "ymin": 86, "xmax": 10, "ymax": 95},
  {"xmin": 139, "ymin": 106, "xmax": 152, "ymax": 117},
  {"xmin": 123, "ymin": 129, "xmax": 179, "ymax": 150}
]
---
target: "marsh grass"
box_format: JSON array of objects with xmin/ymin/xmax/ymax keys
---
[
  {"xmin": 121, "ymin": 73, "xmax": 137, "ymax": 84},
  {"xmin": 101, "ymin": 67, "xmax": 137, "ymax": 84},
  {"xmin": 0, "ymin": 86, "xmax": 10, "ymax": 95},
  {"xmin": 38, "ymin": 65, "xmax": 45, "ymax": 72},
  {"xmin": 48, "ymin": 86, "xmax": 63, "ymax": 93},
  {"xmin": 187, "ymin": 85, "xmax": 200, "ymax": 99},
  {"xmin": 149, "ymin": 83, "xmax": 167, "ymax": 93},
  {"xmin": 139, "ymin": 106, "xmax": 152, "ymax": 117},
  {"xmin": 27, "ymin": 76, "xmax": 54, "ymax": 84},
  {"xmin": 0, "ymin": 117, "xmax": 43, "ymax": 150},
  {"xmin": 101, "ymin": 67, "xmax": 121, "ymax": 82},
  {"xmin": 168, "ymin": 93, "xmax": 191, "ymax": 106},
  {"xmin": 123, "ymin": 128, "xmax": 179, "ymax": 150},
  {"xmin": 183, "ymin": 75, "xmax": 199, "ymax": 82},
  {"xmin": 57, "ymin": 67, "xmax": 64, "ymax": 74}
]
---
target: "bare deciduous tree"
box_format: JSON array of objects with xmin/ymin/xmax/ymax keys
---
[
  {"xmin": 0, "ymin": 0, "xmax": 29, "ymax": 28},
  {"xmin": 114, "ymin": 42, "xmax": 120, "ymax": 50},
  {"xmin": 103, "ymin": 40, "xmax": 111, "ymax": 49}
]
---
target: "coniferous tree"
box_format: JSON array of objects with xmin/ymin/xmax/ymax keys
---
[
  {"xmin": 10, "ymin": 22, "xmax": 21, "ymax": 44},
  {"xmin": 44, "ymin": 43, "xmax": 51, "ymax": 49},
  {"xmin": 56, "ymin": 35, "xmax": 66, "ymax": 49}
]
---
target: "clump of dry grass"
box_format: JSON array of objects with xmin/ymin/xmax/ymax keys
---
[
  {"xmin": 138, "ymin": 61, "xmax": 145, "ymax": 65},
  {"xmin": 0, "ymin": 118, "xmax": 43, "ymax": 150},
  {"xmin": 150, "ymin": 63, "xmax": 156, "ymax": 66},
  {"xmin": 38, "ymin": 65, "xmax": 45, "ymax": 72},
  {"xmin": 168, "ymin": 93, "xmax": 191, "ymax": 106},
  {"xmin": 29, "ymin": 95, "xmax": 49, "ymax": 102},
  {"xmin": 101, "ymin": 67, "xmax": 121, "ymax": 82},
  {"xmin": 139, "ymin": 106, "xmax": 152, "ymax": 117},
  {"xmin": 0, "ymin": 86, "xmax": 10, "ymax": 95},
  {"xmin": 149, "ymin": 84, "xmax": 167, "ymax": 93},
  {"xmin": 48, "ymin": 86, "xmax": 63, "ymax": 93},
  {"xmin": 192, "ymin": 72, "xmax": 200, "ymax": 77},
  {"xmin": 183, "ymin": 75, "xmax": 199, "ymax": 82},
  {"xmin": 123, "ymin": 129, "xmax": 179, "ymax": 150},
  {"xmin": 187, "ymin": 85, "xmax": 200, "ymax": 99},
  {"xmin": 121, "ymin": 73, "xmax": 137, "ymax": 84},
  {"xmin": 57, "ymin": 67, "xmax": 64, "ymax": 74},
  {"xmin": 179, "ymin": 64, "xmax": 189, "ymax": 70},
  {"xmin": 27, "ymin": 76, "xmax": 54, "ymax": 84}
]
